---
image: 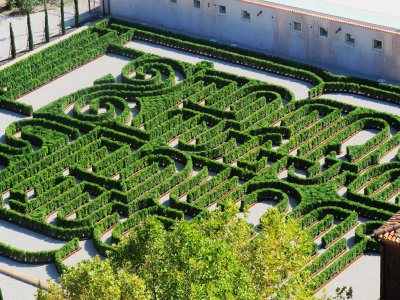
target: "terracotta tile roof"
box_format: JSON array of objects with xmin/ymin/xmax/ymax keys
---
[
  {"xmin": 241, "ymin": 0, "xmax": 400, "ymax": 36},
  {"xmin": 373, "ymin": 211, "xmax": 400, "ymax": 244}
]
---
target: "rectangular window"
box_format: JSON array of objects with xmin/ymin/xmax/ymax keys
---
[
  {"xmin": 193, "ymin": 0, "xmax": 200, "ymax": 8},
  {"xmin": 373, "ymin": 39, "xmax": 383, "ymax": 50},
  {"xmin": 169, "ymin": 0, "xmax": 177, "ymax": 3},
  {"xmin": 346, "ymin": 33, "xmax": 355, "ymax": 45},
  {"xmin": 218, "ymin": 5, "xmax": 226, "ymax": 14},
  {"xmin": 293, "ymin": 21, "xmax": 302, "ymax": 31},
  {"xmin": 319, "ymin": 27, "xmax": 328, "ymax": 38},
  {"xmin": 242, "ymin": 10, "xmax": 251, "ymax": 21}
]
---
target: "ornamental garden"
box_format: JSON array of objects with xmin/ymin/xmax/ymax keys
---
[{"xmin": 1, "ymin": 18, "xmax": 400, "ymax": 298}]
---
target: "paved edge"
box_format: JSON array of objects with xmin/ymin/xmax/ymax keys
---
[
  {"xmin": 0, "ymin": 17, "xmax": 108, "ymax": 72},
  {"xmin": 0, "ymin": 265, "xmax": 49, "ymax": 289}
]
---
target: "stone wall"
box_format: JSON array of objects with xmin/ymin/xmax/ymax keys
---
[{"xmin": 102, "ymin": 0, "xmax": 400, "ymax": 81}]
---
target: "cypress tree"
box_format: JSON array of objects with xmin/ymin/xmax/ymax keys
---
[
  {"xmin": 27, "ymin": 13, "xmax": 34, "ymax": 50},
  {"xmin": 44, "ymin": 3, "xmax": 50, "ymax": 43},
  {"xmin": 102, "ymin": 0, "xmax": 106, "ymax": 15},
  {"xmin": 74, "ymin": 0, "xmax": 80, "ymax": 27},
  {"xmin": 10, "ymin": 23, "xmax": 17, "ymax": 59},
  {"xmin": 60, "ymin": 0, "xmax": 66, "ymax": 35}
]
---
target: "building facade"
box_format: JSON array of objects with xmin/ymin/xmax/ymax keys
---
[
  {"xmin": 374, "ymin": 212, "xmax": 400, "ymax": 300},
  {"xmin": 102, "ymin": 0, "xmax": 400, "ymax": 82}
]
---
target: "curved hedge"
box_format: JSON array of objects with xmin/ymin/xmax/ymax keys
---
[{"xmin": 0, "ymin": 17, "xmax": 399, "ymax": 293}]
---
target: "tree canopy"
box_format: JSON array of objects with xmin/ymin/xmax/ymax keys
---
[{"xmin": 37, "ymin": 206, "xmax": 317, "ymax": 300}]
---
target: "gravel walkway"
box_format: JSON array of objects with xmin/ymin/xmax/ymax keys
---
[
  {"xmin": 315, "ymin": 253, "xmax": 380, "ymax": 300},
  {"xmin": 0, "ymin": 220, "xmax": 64, "ymax": 251},
  {"xmin": 125, "ymin": 41, "xmax": 312, "ymax": 100},
  {"xmin": 322, "ymin": 93, "xmax": 400, "ymax": 116},
  {"xmin": 0, "ymin": 272, "xmax": 38, "ymax": 300},
  {"xmin": 63, "ymin": 240, "xmax": 101, "ymax": 267},
  {"xmin": 0, "ymin": 109, "xmax": 25, "ymax": 143},
  {"xmin": 18, "ymin": 54, "xmax": 132, "ymax": 110},
  {"xmin": 237, "ymin": 201, "xmax": 275, "ymax": 227},
  {"xmin": 0, "ymin": 255, "xmax": 58, "ymax": 285},
  {"xmin": 337, "ymin": 129, "xmax": 378, "ymax": 160},
  {"xmin": 0, "ymin": 1, "xmax": 93, "ymax": 61}
]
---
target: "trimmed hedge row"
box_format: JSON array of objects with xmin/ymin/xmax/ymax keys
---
[
  {"xmin": 307, "ymin": 238, "xmax": 346, "ymax": 275},
  {"xmin": 312, "ymin": 238, "xmax": 367, "ymax": 290}
]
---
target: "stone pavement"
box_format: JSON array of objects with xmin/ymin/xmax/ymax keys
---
[{"xmin": 0, "ymin": 0, "xmax": 98, "ymax": 61}]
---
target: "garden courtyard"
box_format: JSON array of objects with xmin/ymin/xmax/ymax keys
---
[{"xmin": 0, "ymin": 18, "xmax": 399, "ymax": 299}]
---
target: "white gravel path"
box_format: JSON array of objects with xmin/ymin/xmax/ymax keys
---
[
  {"xmin": 0, "ymin": 272, "xmax": 38, "ymax": 300},
  {"xmin": 337, "ymin": 129, "xmax": 378, "ymax": 160},
  {"xmin": 125, "ymin": 41, "xmax": 312, "ymax": 99},
  {"xmin": 316, "ymin": 253, "xmax": 380, "ymax": 300},
  {"xmin": 63, "ymin": 239, "xmax": 100, "ymax": 267},
  {"xmin": 237, "ymin": 200, "xmax": 275, "ymax": 227},
  {"xmin": 379, "ymin": 144, "xmax": 400, "ymax": 164},
  {"xmin": 0, "ymin": 220, "xmax": 64, "ymax": 251},
  {"xmin": 18, "ymin": 54, "xmax": 131, "ymax": 110},
  {"xmin": 0, "ymin": 109, "xmax": 26, "ymax": 144},
  {"xmin": 0, "ymin": 255, "xmax": 59, "ymax": 284},
  {"xmin": 322, "ymin": 93, "xmax": 400, "ymax": 116},
  {"xmin": 0, "ymin": 1, "xmax": 93, "ymax": 61}
]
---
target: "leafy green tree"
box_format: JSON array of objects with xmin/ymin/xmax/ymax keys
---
[
  {"xmin": 36, "ymin": 257, "xmax": 151, "ymax": 300},
  {"xmin": 109, "ymin": 206, "xmax": 314, "ymax": 300},
  {"xmin": 6, "ymin": 0, "xmax": 17, "ymax": 10},
  {"xmin": 44, "ymin": 3, "xmax": 50, "ymax": 43},
  {"xmin": 9, "ymin": 23, "xmax": 17, "ymax": 59},
  {"xmin": 321, "ymin": 286, "xmax": 353, "ymax": 300},
  {"xmin": 37, "ymin": 206, "xmax": 317, "ymax": 300},
  {"xmin": 250, "ymin": 209, "xmax": 315, "ymax": 299},
  {"xmin": 19, "ymin": 0, "xmax": 38, "ymax": 14},
  {"xmin": 101, "ymin": 0, "xmax": 106, "ymax": 16},
  {"xmin": 60, "ymin": 0, "xmax": 65, "ymax": 35},
  {"xmin": 27, "ymin": 13, "xmax": 34, "ymax": 50},
  {"xmin": 73, "ymin": 0, "xmax": 79, "ymax": 27}
]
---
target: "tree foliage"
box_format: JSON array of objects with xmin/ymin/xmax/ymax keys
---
[
  {"xmin": 44, "ymin": 3, "xmax": 50, "ymax": 43},
  {"xmin": 39, "ymin": 206, "xmax": 315, "ymax": 300},
  {"xmin": 19, "ymin": 0, "xmax": 39, "ymax": 14},
  {"xmin": 73, "ymin": 0, "xmax": 79, "ymax": 27},
  {"xmin": 9, "ymin": 23, "xmax": 16, "ymax": 59},
  {"xmin": 60, "ymin": 0, "xmax": 66, "ymax": 35},
  {"xmin": 36, "ymin": 257, "xmax": 151, "ymax": 300},
  {"xmin": 27, "ymin": 13, "xmax": 34, "ymax": 50}
]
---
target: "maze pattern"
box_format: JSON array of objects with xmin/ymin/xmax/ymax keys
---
[{"xmin": 1, "ymin": 19, "xmax": 400, "ymax": 291}]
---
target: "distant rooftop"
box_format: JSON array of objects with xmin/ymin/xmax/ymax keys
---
[{"xmin": 260, "ymin": 0, "xmax": 400, "ymax": 31}]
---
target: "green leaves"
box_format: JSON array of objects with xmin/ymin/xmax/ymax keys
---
[
  {"xmin": 104, "ymin": 206, "xmax": 314, "ymax": 300},
  {"xmin": 38, "ymin": 257, "xmax": 151, "ymax": 300}
]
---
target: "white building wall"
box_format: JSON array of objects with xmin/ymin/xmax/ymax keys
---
[{"xmin": 104, "ymin": 0, "xmax": 400, "ymax": 82}]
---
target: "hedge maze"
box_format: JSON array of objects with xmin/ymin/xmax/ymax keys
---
[{"xmin": 1, "ymin": 18, "xmax": 400, "ymax": 291}]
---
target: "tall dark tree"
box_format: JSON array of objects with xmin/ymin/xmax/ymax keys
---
[
  {"xmin": 44, "ymin": 2, "xmax": 50, "ymax": 43},
  {"xmin": 27, "ymin": 13, "xmax": 34, "ymax": 50},
  {"xmin": 73, "ymin": 0, "xmax": 80, "ymax": 27},
  {"xmin": 60, "ymin": 0, "xmax": 66, "ymax": 35},
  {"xmin": 10, "ymin": 23, "xmax": 17, "ymax": 59},
  {"xmin": 102, "ymin": 0, "xmax": 106, "ymax": 16}
]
